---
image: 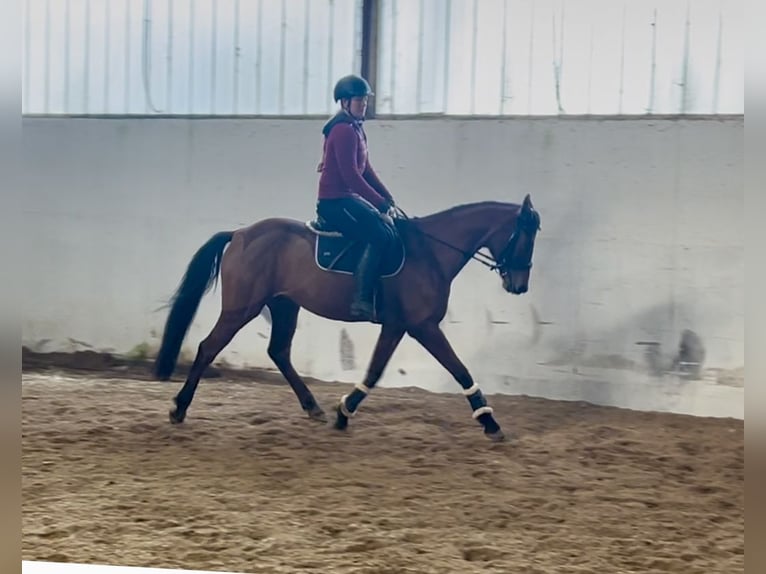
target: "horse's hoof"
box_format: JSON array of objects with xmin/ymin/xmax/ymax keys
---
[
  {"xmin": 306, "ymin": 405, "xmax": 328, "ymax": 423},
  {"xmin": 333, "ymin": 405, "xmax": 349, "ymax": 431},
  {"xmin": 485, "ymin": 429, "xmax": 505, "ymax": 442},
  {"xmin": 169, "ymin": 409, "xmax": 186, "ymax": 425}
]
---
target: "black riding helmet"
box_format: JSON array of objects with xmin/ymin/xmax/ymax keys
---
[{"xmin": 333, "ymin": 74, "xmax": 374, "ymax": 102}]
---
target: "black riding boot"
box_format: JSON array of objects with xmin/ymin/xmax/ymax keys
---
[{"xmin": 350, "ymin": 244, "xmax": 382, "ymax": 320}]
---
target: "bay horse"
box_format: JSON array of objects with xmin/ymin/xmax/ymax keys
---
[{"xmin": 153, "ymin": 195, "xmax": 541, "ymax": 442}]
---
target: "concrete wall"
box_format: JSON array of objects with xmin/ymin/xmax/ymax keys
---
[{"xmin": 21, "ymin": 115, "xmax": 744, "ymax": 418}]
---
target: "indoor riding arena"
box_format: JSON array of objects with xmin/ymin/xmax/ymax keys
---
[{"xmin": 22, "ymin": 1, "xmax": 743, "ymax": 573}]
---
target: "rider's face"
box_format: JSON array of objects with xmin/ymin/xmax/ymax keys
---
[{"xmin": 345, "ymin": 95, "xmax": 368, "ymax": 119}]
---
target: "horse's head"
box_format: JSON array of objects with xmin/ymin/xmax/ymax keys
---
[{"xmin": 488, "ymin": 194, "xmax": 540, "ymax": 295}]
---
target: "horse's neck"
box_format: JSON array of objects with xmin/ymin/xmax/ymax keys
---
[{"xmin": 414, "ymin": 203, "xmax": 515, "ymax": 280}]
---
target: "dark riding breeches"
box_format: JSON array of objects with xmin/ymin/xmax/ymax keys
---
[
  {"xmin": 316, "ymin": 197, "xmax": 397, "ymax": 253},
  {"xmin": 316, "ymin": 197, "xmax": 397, "ymax": 318}
]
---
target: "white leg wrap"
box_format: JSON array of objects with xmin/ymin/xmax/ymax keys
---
[
  {"xmin": 472, "ymin": 406, "xmax": 494, "ymax": 419},
  {"xmin": 339, "ymin": 394, "xmax": 355, "ymax": 417},
  {"xmin": 462, "ymin": 383, "xmax": 480, "ymax": 396},
  {"xmin": 354, "ymin": 382, "xmax": 371, "ymax": 394}
]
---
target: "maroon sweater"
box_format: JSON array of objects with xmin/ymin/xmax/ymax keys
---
[{"xmin": 317, "ymin": 115, "xmax": 392, "ymax": 211}]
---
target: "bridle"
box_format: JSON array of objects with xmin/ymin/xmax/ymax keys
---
[
  {"xmin": 492, "ymin": 209, "xmax": 540, "ymax": 276},
  {"xmin": 392, "ymin": 205, "xmax": 540, "ymax": 277}
]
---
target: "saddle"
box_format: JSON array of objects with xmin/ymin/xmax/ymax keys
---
[{"xmin": 305, "ymin": 216, "xmax": 405, "ymax": 278}]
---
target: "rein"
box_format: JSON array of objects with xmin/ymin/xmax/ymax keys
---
[{"xmin": 392, "ymin": 206, "xmax": 503, "ymax": 272}]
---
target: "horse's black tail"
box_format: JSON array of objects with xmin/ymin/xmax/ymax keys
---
[{"xmin": 153, "ymin": 231, "xmax": 234, "ymax": 380}]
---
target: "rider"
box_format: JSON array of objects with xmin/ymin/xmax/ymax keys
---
[{"xmin": 315, "ymin": 74, "xmax": 398, "ymax": 321}]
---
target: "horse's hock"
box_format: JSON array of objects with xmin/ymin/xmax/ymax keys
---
[{"xmin": 22, "ymin": 371, "xmax": 744, "ymax": 573}]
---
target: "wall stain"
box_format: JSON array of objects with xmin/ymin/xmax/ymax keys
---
[{"xmin": 339, "ymin": 328, "xmax": 356, "ymax": 371}]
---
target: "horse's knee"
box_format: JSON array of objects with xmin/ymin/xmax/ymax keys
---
[{"xmin": 268, "ymin": 345, "xmax": 288, "ymax": 364}]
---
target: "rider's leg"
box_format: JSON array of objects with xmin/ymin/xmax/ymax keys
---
[
  {"xmin": 316, "ymin": 198, "xmax": 395, "ymax": 320},
  {"xmin": 349, "ymin": 242, "xmax": 382, "ymax": 319},
  {"xmin": 342, "ymin": 202, "xmax": 395, "ymax": 319}
]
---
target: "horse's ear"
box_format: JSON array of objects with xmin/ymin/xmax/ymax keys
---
[{"xmin": 522, "ymin": 194, "xmax": 533, "ymax": 211}]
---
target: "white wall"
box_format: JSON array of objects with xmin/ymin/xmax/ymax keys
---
[{"xmin": 21, "ymin": 116, "xmax": 744, "ymax": 418}]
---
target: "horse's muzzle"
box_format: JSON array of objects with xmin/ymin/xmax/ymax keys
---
[{"xmin": 502, "ymin": 275, "xmax": 528, "ymax": 295}]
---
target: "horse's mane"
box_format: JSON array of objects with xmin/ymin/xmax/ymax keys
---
[{"xmin": 407, "ymin": 200, "xmax": 521, "ymax": 224}]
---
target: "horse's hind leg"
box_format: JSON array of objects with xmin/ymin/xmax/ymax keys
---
[
  {"xmin": 170, "ymin": 309, "xmax": 250, "ymax": 424},
  {"xmin": 266, "ymin": 296, "xmax": 326, "ymax": 422}
]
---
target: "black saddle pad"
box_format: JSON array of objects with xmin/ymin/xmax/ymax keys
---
[{"xmin": 313, "ymin": 234, "xmax": 405, "ymax": 278}]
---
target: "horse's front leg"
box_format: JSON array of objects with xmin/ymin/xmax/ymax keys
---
[
  {"xmin": 408, "ymin": 322, "xmax": 505, "ymax": 441},
  {"xmin": 334, "ymin": 323, "xmax": 406, "ymax": 430}
]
